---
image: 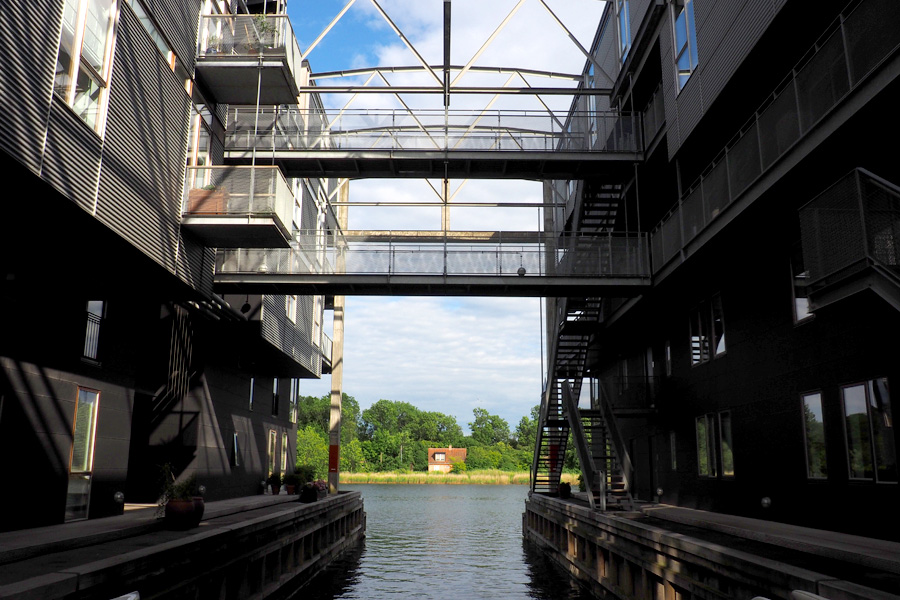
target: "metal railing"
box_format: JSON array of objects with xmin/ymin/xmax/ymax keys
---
[
  {"xmin": 225, "ymin": 108, "xmax": 642, "ymax": 154},
  {"xmin": 799, "ymin": 169, "xmax": 900, "ymax": 290},
  {"xmin": 197, "ymin": 14, "xmax": 302, "ymax": 75},
  {"xmin": 649, "ymin": 0, "xmax": 900, "ymax": 273},
  {"xmin": 641, "ymin": 84, "xmax": 665, "ymax": 146},
  {"xmin": 182, "ymin": 166, "xmax": 293, "ymax": 229},
  {"xmin": 215, "ymin": 230, "xmax": 650, "ymax": 278}
]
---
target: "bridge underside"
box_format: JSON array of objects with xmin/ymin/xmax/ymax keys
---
[
  {"xmin": 223, "ymin": 150, "xmax": 642, "ymax": 179},
  {"xmin": 213, "ymin": 274, "xmax": 650, "ymax": 297}
]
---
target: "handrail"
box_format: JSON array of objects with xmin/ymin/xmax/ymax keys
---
[
  {"xmin": 593, "ymin": 378, "xmax": 633, "ymax": 500},
  {"xmin": 561, "ymin": 381, "xmax": 602, "ymax": 511}
]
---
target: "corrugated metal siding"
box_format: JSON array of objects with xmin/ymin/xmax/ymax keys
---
[
  {"xmin": 596, "ymin": 18, "xmax": 620, "ymax": 87},
  {"xmin": 176, "ymin": 234, "xmax": 215, "ymax": 294},
  {"xmin": 96, "ymin": 7, "xmax": 190, "ymax": 274},
  {"xmin": 42, "ymin": 101, "xmax": 103, "ymax": 212},
  {"xmin": 142, "ymin": 0, "xmax": 201, "ymax": 71},
  {"xmin": 0, "ymin": 0, "xmax": 61, "ymax": 174},
  {"xmin": 631, "ymin": 0, "xmax": 653, "ymax": 39},
  {"xmin": 664, "ymin": 0, "xmax": 778, "ymax": 158},
  {"xmin": 261, "ymin": 294, "xmax": 320, "ymax": 376}
]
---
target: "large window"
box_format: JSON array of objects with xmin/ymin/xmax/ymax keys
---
[
  {"xmin": 842, "ymin": 379, "xmax": 897, "ymax": 482},
  {"xmin": 83, "ymin": 300, "xmax": 104, "ymax": 361},
  {"xmin": 791, "ymin": 244, "xmax": 813, "ymax": 323},
  {"xmin": 249, "ymin": 377, "xmax": 255, "ymax": 411},
  {"xmin": 272, "ymin": 378, "xmax": 280, "ymax": 417},
  {"xmin": 690, "ymin": 294, "xmax": 726, "ymax": 366},
  {"xmin": 615, "ymin": 0, "xmax": 631, "ymax": 62},
  {"xmin": 55, "ymin": 0, "xmax": 118, "ymax": 132},
  {"xmin": 801, "ymin": 392, "xmax": 828, "ymax": 479},
  {"xmin": 66, "ymin": 388, "xmax": 100, "ymax": 521},
  {"xmin": 289, "ymin": 378, "xmax": 299, "ymax": 424},
  {"xmin": 696, "ymin": 411, "xmax": 734, "ymax": 478},
  {"xmin": 286, "ymin": 295, "xmax": 297, "ymax": 324},
  {"xmin": 267, "ymin": 430, "xmax": 276, "ymax": 477},
  {"xmin": 672, "ymin": 0, "xmax": 698, "ymax": 90}
]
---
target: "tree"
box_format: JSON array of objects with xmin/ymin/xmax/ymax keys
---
[
  {"xmin": 469, "ymin": 408, "xmax": 510, "ymax": 446},
  {"xmin": 514, "ymin": 405, "xmax": 540, "ymax": 451},
  {"xmin": 295, "ymin": 425, "xmax": 328, "ymax": 479}
]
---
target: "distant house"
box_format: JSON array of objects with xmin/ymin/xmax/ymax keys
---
[{"xmin": 428, "ymin": 447, "xmax": 467, "ymax": 473}]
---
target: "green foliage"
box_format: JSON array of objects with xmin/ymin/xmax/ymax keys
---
[
  {"xmin": 295, "ymin": 425, "xmax": 328, "ymax": 479},
  {"xmin": 294, "ymin": 464, "xmax": 317, "ymax": 484},
  {"xmin": 469, "ymin": 408, "xmax": 511, "ymax": 446},
  {"xmin": 450, "ymin": 460, "xmax": 466, "ymax": 474},
  {"xmin": 514, "ymin": 405, "xmax": 540, "ymax": 450},
  {"xmin": 267, "ymin": 471, "xmax": 282, "ymax": 486}
]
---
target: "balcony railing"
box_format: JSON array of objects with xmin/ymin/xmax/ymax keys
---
[
  {"xmin": 641, "ymin": 85, "xmax": 665, "ymax": 146},
  {"xmin": 198, "ymin": 14, "xmax": 302, "ymax": 69},
  {"xmin": 182, "ymin": 166, "xmax": 294, "ymax": 246},
  {"xmin": 215, "ymin": 231, "xmax": 650, "ymax": 279},
  {"xmin": 799, "ymin": 169, "xmax": 900, "ymax": 291},
  {"xmin": 606, "ymin": 376, "xmax": 659, "ymax": 412},
  {"xmin": 649, "ymin": 0, "xmax": 900, "ymax": 273},
  {"xmin": 225, "ymin": 108, "xmax": 642, "ymax": 154}
]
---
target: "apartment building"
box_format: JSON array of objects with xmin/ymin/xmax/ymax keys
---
[
  {"xmin": 544, "ymin": 0, "xmax": 900, "ymax": 540},
  {"xmin": 0, "ymin": 0, "xmax": 335, "ymax": 530}
]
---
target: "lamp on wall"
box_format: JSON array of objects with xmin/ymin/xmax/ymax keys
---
[{"xmin": 241, "ymin": 294, "xmax": 251, "ymax": 314}]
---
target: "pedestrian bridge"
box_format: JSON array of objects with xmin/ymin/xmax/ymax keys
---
[
  {"xmin": 223, "ymin": 108, "xmax": 643, "ymax": 179},
  {"xmin": 212, "ymin": 230, "xmax": 651, "ymax": 296}
]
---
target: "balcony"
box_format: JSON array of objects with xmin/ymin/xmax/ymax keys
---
[
  {"xmin": 799, "ymin": 169, "xmax": 900, "ymax": 311},
  {"xmin": 195, "ymin": 15, "xmax": 304, "ymax": 105},
  {"xmin": 649, "ymin": 0, "xmax": 900, "ymax": 276},
  {"xmin": 181, "ymin": 166, "xmax": 293, "ymax": 248}
]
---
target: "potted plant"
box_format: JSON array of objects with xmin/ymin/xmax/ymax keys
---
[
  {"xmin": 245, "ymin": 14, "xmax": 277, "ymax": 53},
  {"xmin": 314, "ymin": 479, "xmax": 328, "ymax": 500},
  {"xmin": 283, "ymin": 472, "xmax": 300, "ymax": 495},
  {"xmin": 299, "ymin": 482, "xmax": 318, "ymax": 503},
  {"xmin": 158, "ymin": 464, "xmax": 201, "ymax": 530},
  {"xmin": 267, "ymin": 471, "xmax": 282, "ymax": 495},
  {"xmin": 206, "ymin": 34, "xmax": 221, "ymax": 54}
]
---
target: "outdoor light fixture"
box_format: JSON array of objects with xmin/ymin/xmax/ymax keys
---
[
  {"xmin": 760, "ymin": 496, "xmax": 772, "ymax": 508},
  {"xmin": 198, "ymin": 485, "xmax": 207, "ymax": 496},
  {"xmin": 114, "ymin": 491, "xmax": 125, "ymax": 503},
  {"xmin": 517, "ymin": 266, "xmax": 526, "ymax": 276},
  {"xmin": 656, "ymin": 487, "xmax": 664, "ymax": 497},
  {"xmin": 241, "ymin": 295, "xmax": 251, "ymax": 314}
]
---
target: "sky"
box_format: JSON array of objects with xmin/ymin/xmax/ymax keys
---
[{"xmin": 284, "ymin": 0, "xmax": 606, "ymax": 432}]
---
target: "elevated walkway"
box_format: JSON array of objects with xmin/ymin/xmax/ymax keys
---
[
  {"xmin": 212, "ymin": 230, "xmax": 651, "ymax": 296},
  {"xmin": 223, "ymin": 108, "xmax": 642, "ymax": 179}
]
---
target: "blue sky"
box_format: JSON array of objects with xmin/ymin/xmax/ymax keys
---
[{"xmin": 286, "ymin": 0, "xmax": 605, "ymax": 432}]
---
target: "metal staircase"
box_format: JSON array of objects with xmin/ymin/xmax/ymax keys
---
[{"xmin": 532, "ymin": 183, "xmax": 635, "ymax": 511}]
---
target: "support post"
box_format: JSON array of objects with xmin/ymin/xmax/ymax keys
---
[{"xmin": 328, "ymin": 181, "xmax": 350, "ymax": 494}]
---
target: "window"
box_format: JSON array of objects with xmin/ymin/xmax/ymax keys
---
[
  {"xmin": 672, "ymin": 0, "xmax": 698, "ymax": 89},
  {"xmin": 696, "ymin": 411, "xmax": 735, "ymax": 477},
  {"xmin": 83, "ymin": 300, "xmax": 104, "ymax": 361},
  {"xmin": 124, "ymin": 0, "xmax": 175, "ymax": 70},
  {"xmin": 66, "ymin": 388, "xmax": 100, "ymax": 521},
  {"xmin": 791, "ymin": 243, "xmax": 813, "ymax": 323},
  {"xmin": 801, "ymin": 392, "xmax": 827, "ymax": 479},
  {"xmin": 272, "ymin": 378, "xmax": 279, "ymax": 417},
  {"xmin": 696, "ymin": 414, "xmax": 716, "ymax": 476},
  {"xmin": 690, "ymin": 294, "xmax": 726, "ymax": 365},
  {"xmin": 289, "ymin": 378, "xmax": 298, "ymax": 424},
  {"xmin": 267, "ymin": 430, "xmax": 276, "ymax": 477},
  {"xmin": 187, "ymin": 104, "xmax": 212, "ymax": 168},
  {"xmin": 435, "ymin": 452, "xmax": 446, "ymax": 462},
  {"xmin": 664, "ymin": 340, "xmax": 672, "ymax": 377},
  {"xmin": 842, "ymin": 379, "xmax": 897, "ymax": 482},
  {"xmin": 249, "ymin": 377, "xmax": 255, "ymax": 411},
  {"xmin": 232, "ymin": 432, "xmax": 240, "ymax": 467},
  {"xmin": 55, "ymin": 0, "xmax": 118, "ymax": 132},
  {"xmin": 615, "ymin": 0, "xmax": 631, "ymax": 62},
  {"xmin": 286, "ymin": 295, "xmax": 297, "ymax": 324},
  {"xmin": 281, "ymin": 432, "xmax": 289, "ymax": 473},
  {"xmin": 670, "ymin": 431, "xmax": 677, "ymax": 470}
]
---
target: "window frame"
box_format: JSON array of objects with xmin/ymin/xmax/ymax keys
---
[
  {"xmin": 696, "ymin": 411, "xmax": 736, "ymax": 478},
  {"xmin": 435, "ymin": 452, "xmax": 446, "ymax": 462},
  {"xmin": 54, "ymin": 0, "xmax": 119, "ymax": 134},
  {"xmin": 801, "ymin": 390, "xmax": 828, "ymax": 480},
  {"xmin": 841, "ymin": 379, "xmax": 898, "ymax": 483},
  {"xmin": 83, "ymin": 300, "xmax": 105, "ymax": 362},
  {"xmin": 615, "ymin": 0, "xmax": 632, "ymax": 63},
  {"xmin": 272, "ymin": 378, "xmax": 280, "ymax": 417},
  {"xmin": 672, "ymin": 0, "xmax": 699, "ymax": 91},
  {"xmin": 791, "ymin": 244, "xmax": 814, "ymax": 324},
  {"xmin": 249, "ymin": 377, "xmax": 255, "ymax": 411},
  {"xmin": 286, "ymin": 295, "xmax": 297, "ymax": 324}
]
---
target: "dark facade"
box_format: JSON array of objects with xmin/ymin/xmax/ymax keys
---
[
  {"xmin": 549, "ymin": 0, "xmax": 900, "ymax": 540},
  {"xmin": 0, "ymin": 0, "xmax": 333, "ymax": 529}
]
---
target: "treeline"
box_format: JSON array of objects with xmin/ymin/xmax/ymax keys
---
[{"xmin": 295, "ymin": 395, "xmax": 577, "ymax": 478}]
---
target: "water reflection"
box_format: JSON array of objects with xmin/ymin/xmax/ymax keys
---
[{"xmin": 293, "ymin": 484, "xmax": 600, "ymax": 600}]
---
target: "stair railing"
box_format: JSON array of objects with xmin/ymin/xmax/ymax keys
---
[
  {"xmin": 561, "ymin": 381, "xmax": 604, "ymax": 510},
  {"xmin": 593, "ymin": 377, "xmax": 634, "ymax": 506}
]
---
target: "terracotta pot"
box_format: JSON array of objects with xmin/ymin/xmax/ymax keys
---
[
  {"xmin": 285, "ymin": 484, "xmax": 296, "ymax": 495},
  {"xmin": 165, "ymin": 499, "xmax": 196, "ymax": 530},
  {"xmin": 190, "ymin": 497, "xmax": 205, "ymax": 527},
  {"xmin": 270, "ymin": 484, "xmax": 281, "ymax": 495}
]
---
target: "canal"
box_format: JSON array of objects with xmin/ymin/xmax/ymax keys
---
[{"xmin": 294, "ymin": 484, "xmax": 600, "ymax": 599}]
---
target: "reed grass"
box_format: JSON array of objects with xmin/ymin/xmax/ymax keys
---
[{"xmin": 337, "ymin": 470, "xmax": 578, "ymax": 485}]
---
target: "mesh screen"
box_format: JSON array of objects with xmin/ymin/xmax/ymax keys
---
[
  {"xmin": 681, "ymin": 187, "xmax": 704, "ymax": 244},
  {"xmin": 796, "ymin": 31, "xmax": 849, "ymax": 134},
  {"xmin": 727, "ymin": 125, "xmax": 761, "ymax": 199},
  {"xmin": 799, "ymin": 172, "xmax": 865, "ymax": 283},
  {"xmin": 758, "ymin": 82, "xmax": 800, "ymax": 169},
  {"xmin": 844, "ymin": 0, "xmax": 900, "ymax": 86}
]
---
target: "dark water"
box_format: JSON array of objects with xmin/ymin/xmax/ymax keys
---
[{"xmin": 297, "ymin": 484, "xmax": 596, "ymax": 600}]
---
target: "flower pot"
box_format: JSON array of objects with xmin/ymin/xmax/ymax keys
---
[
  {"xmin": 270, "ymin": 484, "xmax": 281, "ymax": 495},
  {"xmin": 299, "ymin": 486, "xmax": 317, "ymax": 503},
  {"xmin": 285, "ymin": 484, "xmax": 296, "ymax": 495},
  {"xmin": 186, "ymin": 189, "xmax": 229, "ymax": 214},
  {"xmin": 190, "ymin": 497, "xmax": 205, "ymax": 527},
  {"xmin": 165, "ymin": 499, "xmax": 197, "ymax": 530}
]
